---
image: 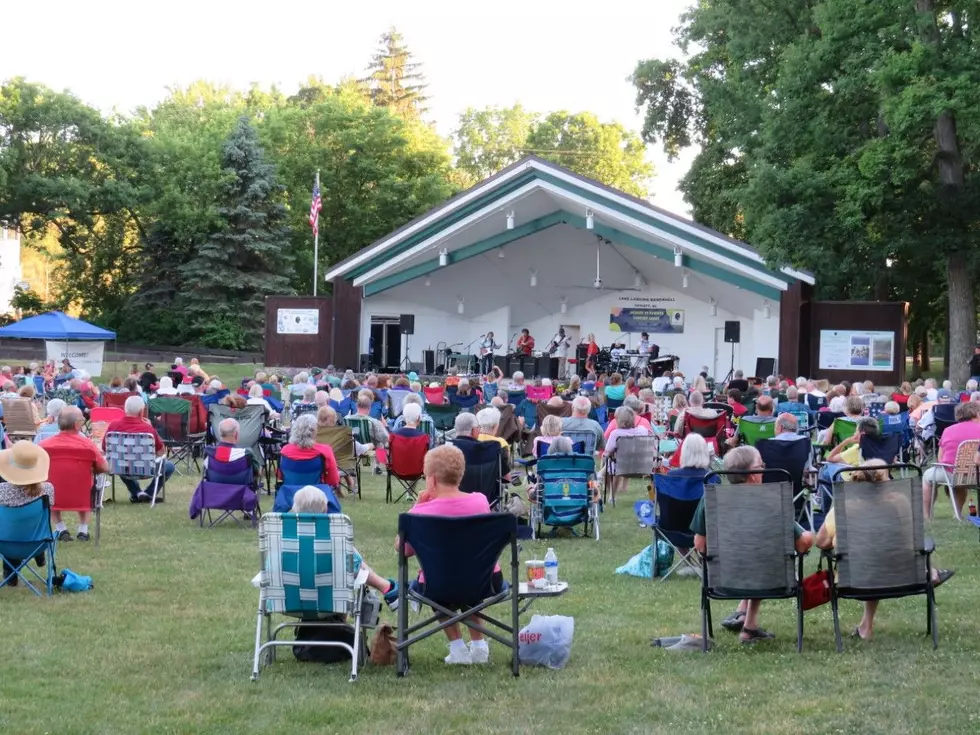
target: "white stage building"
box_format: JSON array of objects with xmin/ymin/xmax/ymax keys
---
[{"xmin": 324, "ymin": 157, "xmax": 814, "ymax": 379}]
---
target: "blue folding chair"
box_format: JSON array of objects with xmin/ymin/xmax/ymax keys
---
[
  {"xmin": 0, "ymin": 496, "xmax": 57, "ymax": 596},
  {"xmin": 191, "ymin": 454, "xmax": 260, "ymax": 528},
  {"xmin": 279, "ymin": 455, "xmax": 324, "ymax": 486},
  {"xmin": 395, "ymin": 513, "xmax": 520, "ymax": 677},
  {"xmin": 650, "ymin": 471, "xmax": 708, "ymax": 580},
  {"xmin": 532, "ymin": 453, "xmax": 598, "ymax": 540}
]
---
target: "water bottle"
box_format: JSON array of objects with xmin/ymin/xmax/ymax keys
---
[{"xmin": 544, "ymin": 547, "xmax": 559, "ymax": 584}]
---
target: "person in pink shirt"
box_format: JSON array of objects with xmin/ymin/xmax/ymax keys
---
[
  {"xmin": 603, "ymin": 396, "xmax": 653, "ymax": 441},
  {"xmin": 603, "ymin": 406, "xmax": 652, "ymax": 502},
  {"xmin": 922, "ymin": 400, "xmax": 980, "ymax": 520},
  {"xmin": 398, "ymin": 445, "xmax": 498, "ymax": 665}
]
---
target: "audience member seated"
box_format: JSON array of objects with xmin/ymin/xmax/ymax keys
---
[
  {"xmin": 279, "ymin": 414, "xmax": 340, "ymax": 487},
  {"xmin": 922, "ymin": 400, "xmax": 980, "ymax": 521},
  {"xmin": 393, "ymin": 404, "xmax": 432, "ymax": 448},
  {"xmin": 0, "ymin": 441, "xmax": 55, "ymax": 586},
  {"xmin": 103, "ymin": 395, "xmax": 176, "ymax": 503},
  {"xmin": 292, "ymin": 387, "xmax": 318, "ymax": 416},
  {"xmin": 604, "ymin": 373, "xmax": 626, "ymax": 403},
  {"xmin": 154, "ymin": 376, "xmax": 178, "ymax": 397},
  {"xmin": 450, "ymin": 378, "xmax": 482, "ymax": 410},
  {"xmin": 561, "ymin": 396, "xmax": 605, "ymax": 451},
  {"xmin": 391, "ymin": 394, "xmax": 436, "ymax": 447},
  {"xmin": 561, "ymin": 375, "xmax": 582, "ymax": 400},
  {"xmin": 207, "ymin": 417, "xmax": 262, "ymax": 476},
  {"xmin": 353, "ymin": 391, "xmax": 390, "ymax": 448},
  {"xmin": 675, "ymin": 391, "xmax": 720, "ymax": 438},
  {"xmin": 247, "ymin": 384, "xmax": 280, "ymax": 419},
  {"xmin": 604, "ymin": 406, "xmax": 652, "ymax": 501},
  {"xmin": 39, "ymin": 407, "xmax": 109, "ymax": 542},
  {"xmin": 476, "ymin": 407, "xmax": 516, "ymax": 484},
  {"xmin": 398, "ymin": 445, "xmax": 498, "ymax": 664},
  {"xmin": 692, "ymin": 445, "xmax": 813, "ymax": 643},
  {"xmin": 507, "ymin": 371, "xmax": 527, "ymax": 394},
  {"xmin": 818, "ymin": 417, "xmax": 880, "ymax": 509},
  {"xmin": 33, "ymin": 399, "xmax": 66, "ymax": 445},
  {"xmin": 605, "ymin": 396, "xmax": 654, "ymax": 439},
  {"xmin": 533, "ymin": 415, "xmax": 563, "ymax": 456},
  {"xmin": 652, "ymin": 370, "xmax": 672, "ymax": 394},
  {"xmin": 288, "ymin": 372, "xmax": 311, "ymax": 398},
  {"xmin": 727, "ymin": 370, "xmax": 750, "ymax": 394},
  {"xmin": 891, "ymin": 381, "xmax": 913, "ymax": 406}
]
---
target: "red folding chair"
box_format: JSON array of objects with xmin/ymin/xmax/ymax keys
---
[
  {"xmin": 386, "ymin": 433, "xmax": 428, "ymax": 504},
  {"xmin": 423, "ymin": 386, "xmax": 445, "ymax": 405},
  {"xmin": 683, "ymin": 413, "xmax": 728, "ymax": 456}
]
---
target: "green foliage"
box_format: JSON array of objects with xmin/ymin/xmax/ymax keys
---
[
  {"xmin": 362, "ymin": 27, "xmax": 428, "ymax": 119},
  {"xmin": 9, "ymin": 285, "xmax": 45, "ymax": 315}
]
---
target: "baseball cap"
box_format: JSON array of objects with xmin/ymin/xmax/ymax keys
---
[
  {"xmin": 408, "ymin": 371, "xmax": 419, "ymax": 381},
  {"xmin": 937, "ymin": 388, "xmax": 952, "ymax": 401}
]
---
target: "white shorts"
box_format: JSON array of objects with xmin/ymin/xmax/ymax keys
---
[{"xmin": 922, "ymin": 466, "xmax": 953, "ymax": 484}]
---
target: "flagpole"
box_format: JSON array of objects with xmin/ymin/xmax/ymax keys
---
[{"xmin": 313, "ymin": 170, "xmax": 320, "ymax": 297}]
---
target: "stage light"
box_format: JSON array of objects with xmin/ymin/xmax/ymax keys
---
[
  {"xmin": 424, "ymin": 276, "xmax": 431, "ymax": 287},
  {"xmin": 709, "ymin": 297, "xmax": 717, "ymax": 316},
  {"xmin": 764, "ymin": 299, "xmax": 771, "ymax": 319},
  {"xmin": 682, "ymin": 269, "xmax": 689, "ymax": 289},
  {"xmin": 634, "ymin": 271, "xmax": 643, "ymax": 290},
  {"xmin": 530, "ymin": 270, "xmax": 538, "ymax": 287},
  {"xmin": 457, "ymin": 298, "xmax": 464, "ymax": 315},
  {"xmin": 506, "ymin": 211, "xmax": 515, "ymax": 230},
  {"xmin": 560, "ymin": 298, "xmax": 567, "ymax": 314},
  {"xmin": 586, "ymin": 209, "xmax": 594, "ymax": 229},
  {"xmin": 498, "ymin": 249, "xmax": 505, "ymax": 259},
  {"xmin": 439, "ymin": 249, "xmax": 448, "ymax": 267},
  {"xmin": 674, "ymin": 245, "xmax": 683, "ymax": 268}
]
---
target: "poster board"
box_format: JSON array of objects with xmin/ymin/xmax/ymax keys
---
[
  {"xmin": 818, "ymin": 330, "xmax": 895, "ymax": 372},
  {"xmin": 610, "ymin": 307, "xmax": 685, "ymax": 334},
  {"xmin": 276, "ymin": 308, "xmax": 319, "ymax": 335},
  {"xmin": 45, "ymin": 340, "xmax": 105, "ymax": 377}
]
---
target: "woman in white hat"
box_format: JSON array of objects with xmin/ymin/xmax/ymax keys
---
[{"xmin": 0, "ymin": 442, "xmax": 54, "ymax": 582}]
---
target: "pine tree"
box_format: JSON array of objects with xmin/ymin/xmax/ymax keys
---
[
  {"xmin": 179, "ymin": 116, "xmax": 294, "ymax": 349},
  {"xmin": 362, "ymin": 27, "xmax": 428, "ymax": 119}
]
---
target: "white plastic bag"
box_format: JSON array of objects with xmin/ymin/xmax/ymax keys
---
[{"xmin": 518, "ymin": 614, "xmax": 574, "ymax": 669}]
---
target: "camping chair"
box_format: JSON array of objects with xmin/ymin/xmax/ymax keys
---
[
  {"xmin": 178, "ymin": 393, "xmax": 209, "ymax": 435},
  {"xmin": 651, "ymin": 472, "xmax": 705, "ymax": 580},
  {"xmin": 395, "ymin": 513, "xmax": 520, "ymax": 677},
  {"xmin": 422, "ymin": 386, "xmax": 445, "ymax": 405},
  {"xmin": 386, "ymin": 433, "xmax": 428, "ymax": 504},
  {"xmin": 526, "ymin": 385, "xmax": 553, "ymax": 403},
  {"xmin": 683, "ymin": 413, "xmax": 728, "ymax": 455},
  {"xmin": 424, "ymin": 404, "xmax": 460, "ymax": 444},
  {"xmin": 561, "ymin": 429, "xmax": 598, "ymax": 457},
  {"xmin": 208, "ymin": 404, "xmax": 268, "ymax": 470},
  {"xmin": 532, "ymin": 453, "xmax": 598, "ymax": 540},
  {"xmin": 279, "ymin": 455, "xmax": 325, "ymax": 487},
  {"xmin": 704, "ymin": 402, "xmax": 734, "ymax": 422},
  {"xmin": 387, "ymin": 390, "xmax": 412, "ymax": 420},
  {"xmin": 928, "ymin": 439, "xmax": 980, "ymax": 522},
  {"xmin": 251, "ymin": 512, "xmax": 372, "ymax": 682},
  {"xmin": 2, "ymin": 398, "xmax": 37, "ymax": 441},
  {"xmin": 757, "ymin": 437, "xmax": 813, "ymax": 530},
  {"xmin": 318, "ymin": 425, "xmax": 361, "ymax": 499},
  {"xmin": 45, "ymin": 440, "xmax": 106, "ymax": 546},
  {"xmin": 930, "ymin": 404, "xmax": 957, "ymax": 462},
  {"xmin": 859, "ymin": 434, "xmax": 903, "ymax": 466},
  {"xmin": 0, "ymin": 496, "xmax": 57, "ymax": 596},
  {"xmin": 822, "ymin": 466, "xmax": 938, "ymax": 651},
  {"xmin": 450, "ymin": 391, "xmax": 482, "ymax": 413},
  {"xmin": 880, "ymin": 413, "xmax": 912, "ymax": 461},
  {"xmin": 535, "ymin": 401, "xmax": 572, "ymax": 429},
  {"xmin": 104, "ymin": 432, "xmax": 167, "ymax": 506},
  {"xmin": 455, "ymin": 438, "xmax": 505, "ymax": 509},
  {"xmin": 699, "ymin": 469, "xmax": 805, "ymax": 653},
  {"xmin": 506, "ymin": 389, "xmax": 526, "ymax": 408},
  {"xmin": 342, "ymin": 415, "xmax": 375, "ymax": 447},
  {"xmin": 191, "ymin": 454, "xmax": 260, "ymax": 528},
  {"xmin": 603, "ymin": 434, "xmax": 658, "ymax": 507},
  {"xmin": 102, "ymin": 391, "xmax": 144, "ymax": 417},
  {"xmin": 88, "ymin": 406, "xmax": 123, "ymax": 449},
  {"xmin": 865, "ymin": 401, "xmax": 887, "ymax": 419},
  {"xmin": 149, "ymin": 396, "xmax": 205, "ymax": 474},
  {"xmin": 734, "ymin": 418, "xmax": 777, "ymax": 447},
  {"xmin": 806, "ymin": 394, "xmax": 827, "ymax": 412},
  {"xmin": 605, "ymin": 397, "xmax": 624, "ymax": 411}
]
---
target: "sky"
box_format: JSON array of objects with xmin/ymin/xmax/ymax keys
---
[{"xmin": 4, "ymin": 0, "xmax": 696, "ymax": 214}]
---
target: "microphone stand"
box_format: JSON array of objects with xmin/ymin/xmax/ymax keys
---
[
  {"xmin": 461, "ymin": 337, "xmax": 480, "ymax": 374},
  {"xmin": 507, "ymin": 332, "xmax": 518, "ymax": 356}
]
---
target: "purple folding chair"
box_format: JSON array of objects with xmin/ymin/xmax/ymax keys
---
[{"xmin": 189, "ymin": 455, "xmax": 260, "ymax": 528}]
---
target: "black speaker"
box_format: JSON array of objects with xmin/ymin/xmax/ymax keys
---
[
  {"xmin": 755, "ymin": 357, "xmax": 776, "ymax": 378},
  {"xmin": 359, "ymin": 353, "xmax": 371, "ymax": 372},
  {"xmin": 399, "ymin": 314, "xmax": 415, "ymax": 335},
  {"xmin": 724, "ymin": 321, "xmax": 741, "ymax": 344},
  {"xmin": 422, "ymin": 349, "xmax": 435, "ymax": 375}
]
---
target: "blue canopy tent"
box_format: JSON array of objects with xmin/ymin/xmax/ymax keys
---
[{"xmin": 0, "ymin": 311, "xmax": 116, "ymax": 340}]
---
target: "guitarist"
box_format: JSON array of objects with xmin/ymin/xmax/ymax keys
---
[
  {"xmin": 479, "ymin": 332, "xmax": 501, "ymax": 375},
  {"xmin": 548, "ymin": 328, "xmax": 572, "ymax": 379},
  {"xmin": 516, "ymin": 328, "xmax": 535, "ymax": 356}
]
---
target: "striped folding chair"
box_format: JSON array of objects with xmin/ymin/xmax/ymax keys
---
[
  {"xmin": 251, "ymin": 512, "xmax": 371, "ymax": 683},
  {"xmin": 104, "ymin": 432, "xmax": 166, "ymax": 506}
]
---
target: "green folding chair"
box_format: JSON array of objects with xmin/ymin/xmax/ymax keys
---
[
  {"xmin": 425, "ymin": 403, "xmax": 460, "ymax": 444},
  {"xmin": 735, "ymin": 418, "xmax": 777, "ymax": 447}
]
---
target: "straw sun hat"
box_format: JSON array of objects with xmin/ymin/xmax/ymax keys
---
[{"xmin": 0, "ymin": 441, "xmax": 50, "ymax": 486}]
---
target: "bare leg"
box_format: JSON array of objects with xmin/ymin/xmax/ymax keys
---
[
  {"xmin": 363, "ymin": 568, "xmax": 392, "ymax": 595},
  {"xmin": 857, "ymin": 600, "xmax": 879, "ymax": 639},
  {"xmin": 922, "ymin": 480, "xmax": 934, "ymax": 521},
  {"xmin": 51, "ymin": 510, "xmax": 63, "ymax": 525},
  {"xmin": 953, "ymin": 487, "xmax": 968, "ymax": 518},
  {"xmin": 740, "ymin": 599, "xmax": 762, "ymax": 639},
  {"xmin": 78, "ymin": 511, "xmax": 91, "ymax": 527},
  {"xmin": 466, "ymin": 615, "xmax": 485, "ymax": 641},
  {"xmin": 443, "ymin": 622, "xmax": 462, "ymax": 641}
]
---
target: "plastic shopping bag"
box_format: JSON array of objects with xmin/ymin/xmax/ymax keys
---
[{"xmin": 518, "ymin": 614, "xmax": 574, "ymax": 669}]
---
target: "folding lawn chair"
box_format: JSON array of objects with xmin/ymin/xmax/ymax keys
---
[
  {"xmin": 683, "ymin": 412, "xmax": 727, "ymax": 455},
  {"xmin": 927, "ymin": 439, "xmax": 980, "ymax": 523},
  {"xmin": 532, "ymin": 453, "xmax": 598, "ymax": 540},
  {"xmin": 455, "ymin": 437, "xmax": 505, "ymax": 509},
  {"xmin": 699, "ymin": 469, "xmax": 805, "ymax": 653},
  {"xmin": 2, "ymin": 398, "xmax": 37, "ymax": 441},
  {"xmin": 424, "ymin": 404, "xmax": 460, "ymax": 444},
  {"xmin": 318, "ymin": 425, "xmax": 361, "ymax": 499},
  {"xmin": 273, "ymin": 479, "xmax": 341, "ymax": 515},
  {"xmin": 208, "ymin": 404, "xmax": 267, "ymax": 469},
  {"xmin": 387, "ymin": 390, "xmax": 412, "ymax": 420},
  {"xmin": 930, "ymin": 405, "xmax": 957, "ymax": 463},
  {"xmin": 0, "ymin": 496, "xmax": 57, "ymax": 596},
  {"xmin": 704, "ymin": 402, "xmax": 734, "ymax": 423},
  {"xmin": 603, "ymin": 434, "xmax": 657, "ymax": 507},
  {"xmin": 342, "ymin": 415, "xmax": 374, "ymax": 446},
  {"xmin": 561, "ymin": 429, "xmax": 598, "ymax": 457},
  {"xmin": 860, "ymin": 434, "xmax": 903, "ymax": 466},
  {"xmin": 423, "ymin": 386, "xmax": 445, "ymax": 405},
  {"xmin": 386, "ymin": 433, "xmax": 428, "ymax": 504},
  {"xmin": 44, "ymin": 440, "xmax": 107, "ymax": 546},
  {"xmin": 149, "ymin": 396, "xmax": 205, "ymax": 474},
  {"xmin": 651, "ymin": 472, "xmax": 706, "ymax": 580},
  {"xmin": 757, "ymin": 437, "xmax": 813, "ymax": 529},
  {"xmin": 104, "ymin": 432, "xmax": 167, "ymax": 506},
  {"xmin": 395, "ymin": 513, "xmax": 520, "ymax": 677},
  {"xmin": 251, "ymin": 512, "xmax": 372, "ymax": 682},
  {"xmin": 822, "ymin": 465, "xmax": 939, "ymax": 651},
  {"xmin": 865, "ymin": 401, "xmax": 887, "ymax": 419},
  {"xmin": 734, "ymin": 418, "xmax": 776, "ymax": 447},
  {"xmin": 190, "ymin": 454, "xmax": 260, "ymax": 528}
]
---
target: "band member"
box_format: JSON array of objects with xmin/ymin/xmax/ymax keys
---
[
  {"xmin": 636, "ymin": 331, "xmax": 651, "ymax": 377},
  {"xmin": 479, "ymin": 332, "xmax": 501, "ymax": 374},
  {"xmin": 585, "ymin": 333, "xmax": 599, "ymax": 373},
  {"xmin": 549, "ymin": 328, "xmax": 572, "ymax": 378},
  {"xmin": 516, "ymin": 328, "xmax": 535, "ymax": 356}
]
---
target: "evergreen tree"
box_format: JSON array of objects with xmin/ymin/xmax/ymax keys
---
[
  {"xmin": 180, "ymin": 116, "xmax": 293, "ymax": 349},
  {"xmin": 362, "ymin": 27, "xmax": 428, "ymax": 119}
]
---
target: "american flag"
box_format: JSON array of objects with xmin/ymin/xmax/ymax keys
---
[{"xmin": 309, "ymin": 177, "xmax": 322, "ymax": 236}]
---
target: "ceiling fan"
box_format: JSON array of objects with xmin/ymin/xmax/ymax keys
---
[{"xmin": 564, "ymin": 236, "xmax": 645, "ymax": 292}]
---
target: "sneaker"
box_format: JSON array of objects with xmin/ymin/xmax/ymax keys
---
[
  {"xmin": 373, "ymin": 466, "xmax": 383, "ymax": 476},
  {"xmin": 444, "ymin": 644, "xmax": 471, "ymax": 665},
  {"xmin": 136, "ymin": 492, "xmax": 151, "ymax": 503},
  {"xmin": 57, "ymin": 530, "xmax": 73, "ymax": 542},
  {"xmin": 469, "ymin": 641, "xmax": 490, "ymax": 664},
  {"xmin": 76, "ymin": 532, "xmax": 90, "ymax": 542},
  {"xmin": 677, "ymin": 566, "xmax": 700, "ymax": 579},
  {"xmin": 383, "ymin": 579, "xmax": 399, "ymax": 611}
]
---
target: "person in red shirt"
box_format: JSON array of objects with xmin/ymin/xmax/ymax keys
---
[
  {"xmin": 585, "ymin": 333, "xmax": 600, "ymax": 373},
  {"xmin": 102, "ymin": 395, "xmax": 175, "ymax": 503},
  {"xmin": 278, "ymin": 414, "xmax": 340, "ymax": 487},
  {"xmin": 516, "ymin": 329, "xmax": 535, "ymax": 356},
  {"xmin": 40, "ymin": 406, "xmax": 109, "ymax": 541},
  {"xmin": 727, "ymin": 388, "xmax": 748, "ymax": 418}
]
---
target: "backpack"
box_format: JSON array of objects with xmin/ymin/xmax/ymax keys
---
[
  {"xmin": 653, "ymin": 539, "xmax": 675, "ymax": 578},
  {"xmin": 292, "ymin": 618, "xmax": 364, "ymax": 664}
]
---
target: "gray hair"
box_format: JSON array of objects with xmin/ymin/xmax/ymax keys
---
[
  {"xmin": 476, "ymin": 406, "xmax": 502, "ymax": 433},
  {"xmin": 45, "ymin": 398, "xmax": 66, "ymax": 419},
  {"xmin": 303, "ymin": 387, "xmax": 316, "ymax": 403},
  {"xmin": 787, "ymin": 386, "xmax": 799, "ymax": 400},
  {"xmin": 679, "ymin": 433, "xmax": 711, "ymax": 469},
  {"xmin": 356, "ymin": 391, "xmax": 373, "ymax": 409},
  {"xmin": 624, "ymin": 395, "xmax": 644, "ymax": 413},
  {"xmin": 455, "ymin": 412, "xmax": 479, "ymax": 436},
  {"xmin": 775, "ymin": 413, "xmax": 798, "ymax": 433},
  {"xmin": 293, "ymin": 371, "xmax": 309, "ymax": 384},
  {"xmin": 290, "ymin": 485, "xmax": 329, "ymax": 513},
  {"xmin": 124, "ymin": 395, "xmax": 144, "ymax": 416},
  {"xmin": 403, "ymin": 393, "xmax": 423, "ymax": 408},
  {"xmin": 402, "ymin": 403, "xmax": 421, "ymax": 425},
  {"xmin": 548, "ymin": 436, "xmax": 574, "ymax": 455},
  {"xmin": 289, "ymin": 414, "xmax": 318, "ymax": 449},
  {"xmin": 58, "ymin": 406, "xmax": 84, "ymax": 431},
  {"xmin": 218, "ymin": 417, "xmax": 240, "ymax": 441},
  {"xmin": 689, "ymin": 391, "xmax": 704, "ymax": 407},
  {"xmin": 248, "ymin": 384, "xmax": 263, "ymax": 398},
  {"xmin": 571, "ymin": 396, "xmax": 591, "ymax": 415},
  {"xmin": 512, "ymin": 371, "xmax": 524, "ymax": 381},
  {"xmin": 614, "ymin": 405, "xmax": 635, "ymax": 429},
  {"xmin": 723, "ymin": 446, "xmax": 762, "ymax": 483},
  {"xmin": 315, "ymin": 390, "xmax": 329, "ymax": 406}
]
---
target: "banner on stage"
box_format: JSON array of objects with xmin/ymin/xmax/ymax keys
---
[
  {"xmin": 276, "ymin": 308, "xmax": 319, "ymax": 335},
  {"xmin": 609, "ymin": 307, "xmax": 685, "ymax": 334},
  {"xmin": 45, "ymin": 340, "xmax": 104, "ymax": 377},
  {"xmin": 818, "ymin": 330, "xmax": 894, "ymax": 372}
]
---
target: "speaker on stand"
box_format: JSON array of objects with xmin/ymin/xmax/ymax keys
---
[
  {"xmin": 422, "ymin": 349, "xmax": 435, "ymax": 375},
  {"xmin": 398, "ymin": 314, "xmax": 415, "ymax": 372},
  {"xmin": 722, "ymin": 321, "xmax": 740, "ymax": 385}
]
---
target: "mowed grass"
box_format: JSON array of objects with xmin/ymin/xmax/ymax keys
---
[{"xmin": 1, "ymin": 466, "xmax": 979, "ymax": 735}]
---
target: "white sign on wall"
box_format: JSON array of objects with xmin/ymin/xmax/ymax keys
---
[
  {"xmin": 45, "ymin": 340, "xmax": 105, "ymax": 378},
  {"xmin": 819, "ymin": 330, "xmax": 895, "ymax": 372},
  {"xmin": 276, "ymin": 308, "xmax": 319, "ymax": 335}
]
